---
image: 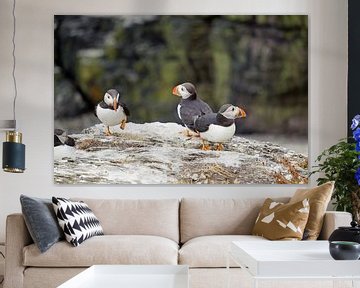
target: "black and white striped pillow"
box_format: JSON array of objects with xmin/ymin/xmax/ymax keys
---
[{"xmin": 52, "ymin": 197, "xmax": 103, "ymax": 247}]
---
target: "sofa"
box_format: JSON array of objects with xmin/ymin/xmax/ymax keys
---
[{"xmin": 4, "ymin": 198, "xmax": 352, "ymax": 288}]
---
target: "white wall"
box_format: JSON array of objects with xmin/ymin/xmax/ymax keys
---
[{"xmin": 0, "ymin": 0, "xmax": 348, "ymax": 242}]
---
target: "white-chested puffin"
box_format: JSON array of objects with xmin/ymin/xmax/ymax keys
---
[
  {"xmin": 172, "ymin": 82, "xmax": 213, "ymax": 137},
  {"xmin": 95, "ymin": 89, "xmax": 130, "ymax": 136},
  {"xmin": 194, "ymin": 104, "xmax": 246, "ymax": 151}
]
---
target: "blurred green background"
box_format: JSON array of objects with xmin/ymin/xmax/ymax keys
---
[{"xmin": 54, "ymin": 15, "xmax": 308, "ymax": 153}]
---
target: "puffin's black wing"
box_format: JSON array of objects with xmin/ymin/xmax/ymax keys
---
[
  {"xmin": 54, "ymin": 135, "xmax": 63, "ymax": 147},
  {"xmin": 120, "ymin": 102, "xmax": 130, "ymax": 116},
  {"xmin": 54, "ymin": 129, "xmax": 66, "ymax": 146},
  {"xmin": 198, "ymin": 99, "xmax": 213, "ymax": 115},
  {"xmin": 194, "ymin": 113, "xmax": 217, "ymax": 133},
  {"xmin": 179, "ymin": 105, "xmax": 201, "ymax": 131},
  {"xmin": 180, "ymin": 99, "xmax": 213, "ymax": 131},
  {"xmin": 54, "ymin": 129, "xmax": 75, "ymax": 147}
]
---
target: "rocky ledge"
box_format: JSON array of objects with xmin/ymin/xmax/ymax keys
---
[{"xmin": 54, "ymin": 122, "xmax": 308, "ymax": 185}]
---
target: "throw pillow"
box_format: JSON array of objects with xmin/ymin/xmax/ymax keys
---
[
  {"xmin": 289, "ymin": 181, "xmax": 334, "ymax": 240},
  {"xmin": 20, "ymin": 195, "xmax": 64, "ymax": 253},
  {"xmin": 252, "ymin": 198, "xmax": 310, "ymax": 240},
  {"xmin": 52, "ymin": 197, "xmax": 104, "ymax": 247}
]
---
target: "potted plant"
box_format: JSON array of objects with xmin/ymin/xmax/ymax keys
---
[{"xmin": 311, "ymin": 115, "xmax": 360, "ymax": 222}]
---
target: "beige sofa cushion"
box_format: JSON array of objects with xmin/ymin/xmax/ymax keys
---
[
  {"xmin": 319, "ymin": 211, "xmax": 352, "ymax": 240},
  {"xmin": 72, "ymin": 198, "xmax": 179, "ymax": 243},
  {"xmin": 179, "ymin": 235, "xmax": 267, "ymax": 268},
  {"xmin": 180, "ymin": 198, "xmax": 289, "ymax": 243},
  {"xmin": 23, "ymin": 235, "xmax": 178, "ymax": 267}
]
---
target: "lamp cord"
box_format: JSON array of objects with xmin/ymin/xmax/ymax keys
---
[{"xmin": 11, "ymin": 0, "xmax": 17, "ymax": 130}]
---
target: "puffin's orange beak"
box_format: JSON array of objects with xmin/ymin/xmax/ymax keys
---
[
  {"xmin": 172, "ymin": 86, "xmax": 180, "ymax": 96},
  {"xmin": 237, "ymin": 107, "xmax": 246, "ymax": 118},
  {"xmin": 113, "ymin": 98, "xmax": 118, "ymax": 111}
]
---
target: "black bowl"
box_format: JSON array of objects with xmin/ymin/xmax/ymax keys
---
[{"xmin": 329, "ymin": 241, "xmax": 360, "ymax": 260}]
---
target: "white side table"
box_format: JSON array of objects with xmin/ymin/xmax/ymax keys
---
[
  {"xmin": 227, "ymin": 241, "xmax": 360, "ymax": 288},
  {"xmin": 58, "ymin": 265, "xmax": 189, "ymax": 288}
]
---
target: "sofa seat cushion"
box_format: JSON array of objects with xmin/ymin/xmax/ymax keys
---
[
  {"xmin": 179, "ymin": 235, "xmax": 267, "ymax": 268},
  {"xmin": 23, "ymin": 235, "xmax": 179, "ymax": 267}
]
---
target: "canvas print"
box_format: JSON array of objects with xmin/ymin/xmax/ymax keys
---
[{"xmin": 54, "ymin": 15, "xmax": 308, "ymax": 185}]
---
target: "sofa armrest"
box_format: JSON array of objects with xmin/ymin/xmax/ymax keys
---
[
  {"xmin": 318, "ymin": 211, "xmax": 352, "ymax": 240},
  {"xmin": 4, "ymin": 214, "xmax": 32, "ymax": 288}
]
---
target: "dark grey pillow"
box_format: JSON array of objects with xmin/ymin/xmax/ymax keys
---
[{"xmin": 20, "ymin": 195, "xmax": 64, "ymax": 253}]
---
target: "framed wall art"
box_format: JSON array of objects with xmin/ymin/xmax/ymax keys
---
[{"xmin": 54, "ymin": 15, "xmax": 308, "ymax": 185}]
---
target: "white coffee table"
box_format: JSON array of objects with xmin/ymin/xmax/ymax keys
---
[
  {"xmin": 58, "ymin": 265, "xmax": 189, "ymax": 288},
  {"xmin": 228, "ymin": 241, "xmax": 360, "ymax": 288}
]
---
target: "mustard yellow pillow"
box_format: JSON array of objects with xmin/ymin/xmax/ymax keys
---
[
  {"xmin": 289, "ymin": 181, "xmax": 334, "ymax": 240},
  {"xmin": 252, "ymin": 198, "xmax": 310, "ymax": 240}
]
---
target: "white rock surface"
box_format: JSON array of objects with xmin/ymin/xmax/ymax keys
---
[{"xmin": 54, "ymin": 122, "xmax": 308, "ymax": 185}]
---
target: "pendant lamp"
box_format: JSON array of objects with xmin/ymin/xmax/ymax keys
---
[{"xmin": 1, "ymin": 0, "xmax": 25, "ymax": 173}]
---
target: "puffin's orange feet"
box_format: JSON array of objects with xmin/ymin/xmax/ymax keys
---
[
  {"xmin": 180, "ymin": 129, "xmax": 199, "ymax": 138},
  {"xmin": 200, "ymin": 143, "xmax": 211, "ymax": 151},
  {"xmin": 105, "ymin": 126, "xmax": 112, "ymax": 136},
  {"xmin": 120, "ymin": 119, "xmax": 126, "ymax": 130},
  {"xmin": 215, "ymin": 143, "xmax": 224, "ymax": 151}
]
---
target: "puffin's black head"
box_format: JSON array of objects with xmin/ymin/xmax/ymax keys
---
[
  {"xmin": 104, "ymin": 89, "xmax": 120, "ymax": 111},
  {"xmin": 218, "ymin": 104, "xmax": 247, "ymax": 120},
  {"xmin": 172, "ymin": 82, "xmax": 197, "ymax": 99}
]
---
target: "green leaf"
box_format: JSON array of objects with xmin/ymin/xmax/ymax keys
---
[{"xmin": 310, "ymin": 138, "xmax": 360, "ymax": 215}]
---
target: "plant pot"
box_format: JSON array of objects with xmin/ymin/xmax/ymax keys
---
[{"xmin": 329, "ymin": 221, "xmax": 360, "ymax": 244}]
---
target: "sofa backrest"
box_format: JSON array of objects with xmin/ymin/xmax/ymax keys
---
[
  {"xmin": 73, "ymin": 198, "xmax": 180, "ymax": 243},
  {"xmin": 180, "ymin": 198, "xmax": 289, "ymax": 243}
]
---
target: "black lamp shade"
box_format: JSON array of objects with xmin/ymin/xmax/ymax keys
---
[{"xmin": 3, "ymin": 141, "xmax": 25, "ymax": 173}]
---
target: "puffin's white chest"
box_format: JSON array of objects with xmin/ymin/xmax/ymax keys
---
[
  {"xmin": 200, "ymin": 123, "xmax": 236, "ymax": 143},
  {"xmin": 96, "ymin": 105, "xmax": 126, "ymax": 127},
  {"xmin": 177, "ymin": 104, "xmax": 190, "ymax": 129},
  {"xmin": 177, "ymin": 104, "xmax": 182, "ymax": 120}
]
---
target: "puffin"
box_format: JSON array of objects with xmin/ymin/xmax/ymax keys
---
[
  {"xmin": 54, "ymin": 129, "xmax": 76, "ymax": 160},
  {"xmin": 54, "ymin": 129, "xmax": 75, "ymax": 147},
  {"xmin": 172, "ymin": 82, "xmax": 213, "ymax": 136},
  {"xmin": 194, "ymin": 104, "xmax": 246, "ymax": 151},
  {"xmin": 95, "ymin": 89, "xmax": 130, "ymax": 136}
]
